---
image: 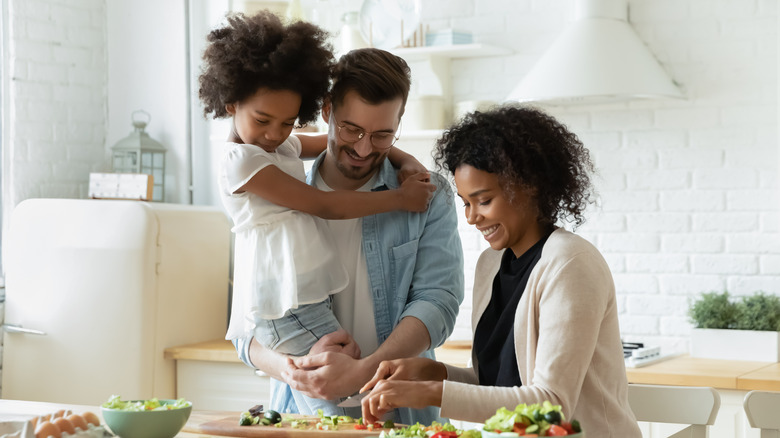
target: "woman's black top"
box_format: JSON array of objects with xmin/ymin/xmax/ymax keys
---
[{"xmin": 473, "ymin": 232, "xmax": 551, "ymax": 387}]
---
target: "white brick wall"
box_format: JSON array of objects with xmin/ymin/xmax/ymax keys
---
[
  {"xmin": 3, "ymin": 0, "xmax": 107, "ymax": 211},
  {"xmin": 421, "ymin": 0, "xmax": 779, "ymax": 355},
  {"xmin": 0, "ymin": 0, "xmax": 777, "ymax": 364}
]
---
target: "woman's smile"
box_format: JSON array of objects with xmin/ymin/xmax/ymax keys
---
[
  {"xmin": 479, "ymin": 225, "xmax": 499, "ymax": 237},
  {"xmin": 455, "ymin": 164, "xmax": 544, "ymax": 257}
]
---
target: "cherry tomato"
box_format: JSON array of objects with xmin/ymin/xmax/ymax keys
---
[
  {"xmin": 430, "ymin": 432, "xmax": 458, "ymax": 438},
  {"xmin": 560, "ymin": 421, "xmax": 575, "ymax": 434},
  {"xmin": 547, "ymin": 424, "xmax": 569, "ymax": 436},
  {"xmin": 353, "ymin": 423, "xmax": 367, "ymax": 430}
]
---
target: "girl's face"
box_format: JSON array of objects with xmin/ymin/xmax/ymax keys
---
[
  {"xmin": 226, "ymin": 88, "xmax": 302, "ymax": 152},
  {"xmin": 454, "ymin": 164, "xmax": 543, "ymax": 257}
]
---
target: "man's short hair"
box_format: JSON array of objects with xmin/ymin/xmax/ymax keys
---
[{"xmin": 330, "ymin": 48, "xmax": 411, "ymax": 118}]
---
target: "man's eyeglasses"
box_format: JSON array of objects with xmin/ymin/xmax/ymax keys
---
[{"xmin": 335, "ymin": 120, "xmax": 400, "ymax": 149}]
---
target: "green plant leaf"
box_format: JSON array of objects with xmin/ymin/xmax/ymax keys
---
[{"xmin": 688, "ymin": 291, "xmax": 738, "ymax": 329}]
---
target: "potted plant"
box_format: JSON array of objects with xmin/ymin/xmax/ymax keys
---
[{"xmin": 688, "ymin": 291, "xmax": 780, "ymax": 362}]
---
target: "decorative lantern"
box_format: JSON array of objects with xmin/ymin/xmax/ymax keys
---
[{"xmin": 111, "ymin": 110, "xmax": 166, "ymax": 202}]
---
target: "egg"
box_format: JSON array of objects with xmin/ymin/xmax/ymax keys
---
[
  {"xmin": 34, "ymin": 421, "xmax": 61, "ymax": 438},
  {"xmin": 52, "ymin": 417, "xmax": 75, "ymax": 436},
  {"xmin": 81, "ymin": 411, "xmax": 101, "ymax": 426},
  {"xmin": 54, "ymin": 409, "xmax": 66, "ymax": 419},
  {"xmin": 67, "ymin": 414, "xmax": 88, "ymax": 431}
]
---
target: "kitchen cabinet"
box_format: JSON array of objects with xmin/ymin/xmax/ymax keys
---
[{"xmin": 164, "ymin": 340, "xmax": 271, "ymax": 412}]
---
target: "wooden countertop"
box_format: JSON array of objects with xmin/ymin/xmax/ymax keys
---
[
  {"xmin": 164, "ymin": 339, "xmax": 473, "ymax": 368},
  {"xmin": 165, "ymin": 340, "xmax": 780, "ymax": 391},
  {"xmin": 165, "ymin": 339, "xmax": 244, "ymax": 363},
  {"xmin": 625, "ymin": 355, "xmax": 774, "ymax": 389}
]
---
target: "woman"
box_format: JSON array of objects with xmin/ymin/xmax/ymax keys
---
[{"xmin": 359, "ymin": 105, "xmax": 641, "ymax": 437}]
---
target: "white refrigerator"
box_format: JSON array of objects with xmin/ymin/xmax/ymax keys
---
[{"xmin": 1, "ymin": 198, "xmax": 232, "ymax": 405}]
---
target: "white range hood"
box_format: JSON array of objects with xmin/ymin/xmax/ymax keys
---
[{"xmin": 507, "ymin": 0, "xmax": 684, "ymax": 105}]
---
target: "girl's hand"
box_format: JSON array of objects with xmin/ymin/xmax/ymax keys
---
[
  {"xmin": 399, "ymin": 172, "xmax": 435, "ymax": 212},
  {"xmin": 361, "ymin": 380, "xmax": 443, "ymax": 424},
  {"xmin": 360, "ymin": 357, "xmax": 445, "ymax": 394},
  {"xmin": 309, "ymin": 329, "xmax": 361, "ymax": 359},
  {"xmin": 397, "ymin": 159, "xmax": 430, "ymax": 184}
]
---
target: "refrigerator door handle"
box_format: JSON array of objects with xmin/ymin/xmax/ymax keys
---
[{"xmin": 2, "ymin": 323, "xmax": 47, "ymax": 336}]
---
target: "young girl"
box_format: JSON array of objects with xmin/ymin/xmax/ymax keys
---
[{"xmin": 197, "ymin": 11, "xmax": 434, "ymax": 414}]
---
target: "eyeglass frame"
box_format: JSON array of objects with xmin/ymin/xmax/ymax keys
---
[{"xmin": 333, "ymin": 117, "xmax": 402, "ymax": 150}]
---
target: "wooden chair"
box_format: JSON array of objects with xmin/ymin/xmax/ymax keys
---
[
  {"xmin": 743, "ymin": 390, "xmax": 780, "ymax": 438},
  {"xmin": 628, "ymin": 384, "xmax": 720, "ymax": 438}
]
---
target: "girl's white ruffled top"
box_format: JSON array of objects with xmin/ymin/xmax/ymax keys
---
[{"xmin": 219, "ymin": 137, "xmax": 348, "ymax": 340}]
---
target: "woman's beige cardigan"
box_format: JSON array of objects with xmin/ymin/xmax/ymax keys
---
[{"xmin": 441, "ymin": 229, "xmax": 641, "ymax": 438}]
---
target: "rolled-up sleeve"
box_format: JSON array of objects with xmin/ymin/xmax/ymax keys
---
[
  {"xmin": 398, "ymin": 174, "xmax": 464, "ymax": 349},
  {"xmin": 232, "ymin": 336, "xmax": 255, "ymax": 368}
]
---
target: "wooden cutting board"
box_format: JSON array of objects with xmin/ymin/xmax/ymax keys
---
[{"xmin": 182, "ymin": 411, "xmax": 397, "ymax": 437}]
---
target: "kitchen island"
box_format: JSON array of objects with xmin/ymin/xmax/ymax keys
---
[
  {"xmin": 164, "ymin": 340, "xmax": 780, "ymax": 438},
  {"xmin": 162, "ymin": 340, "xmax": 473, "ymax": 412}
]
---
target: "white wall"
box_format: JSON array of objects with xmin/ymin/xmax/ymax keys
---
[
  {"xmin": 0, "ymin": 0, "xmax": 778, "ymax": 358},
  {"xmin": 0, "ymin": 0, "xmax": 191, "ymax": 212},
  {"xmin": 106, "ymin": 0, "xmax": 189, "ymax": 204},
  {"xmin": 416, "ymin": 0, "xmax": 779, "ymax": 353},
  {"xmin": 1, "ymin": 0, "xmax": 107, "ymax": 218}
]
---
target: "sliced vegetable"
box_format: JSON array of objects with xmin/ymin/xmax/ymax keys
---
[{"xmin": 263, "ymin": 410, "xmax": 282, "ymax": 425}]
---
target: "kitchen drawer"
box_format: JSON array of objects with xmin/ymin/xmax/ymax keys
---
[{"xmin": 175, "ymin": 360, "xmax": 270, "ymax": 411}]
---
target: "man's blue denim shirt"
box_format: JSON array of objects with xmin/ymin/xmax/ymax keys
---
[{"xmin": 234, "ymin": 153, "xmax": 465, "ymax": 425}]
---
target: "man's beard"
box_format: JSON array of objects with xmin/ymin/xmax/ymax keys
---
[{"xmin": 334, "ymin": 144, "xmax": 386, "ymax": 181}]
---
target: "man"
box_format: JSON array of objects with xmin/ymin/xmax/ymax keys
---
[{"xmin": 233, "ymin": 48, "xmax": 464, "ymax": 426}]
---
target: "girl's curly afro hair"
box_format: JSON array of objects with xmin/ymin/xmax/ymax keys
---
[
  {"xmin": 433, "ymin": 105, "xmax": 596, "ymax": 228},
  {"xmin": 198, "ymin": 10, "xmax": 333, "ymax": 126}
]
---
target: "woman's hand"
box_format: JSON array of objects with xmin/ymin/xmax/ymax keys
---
[
  {"xmin": 361, "ymin": 380, "xmax": 443, "ymax": 424},
  {"xmin": 309, "ymin": 329, "xmax": 361, "ymax": 359},
  {"xmin": 360, "ymin": 357, "xmax": 446, "ymax": 393}
]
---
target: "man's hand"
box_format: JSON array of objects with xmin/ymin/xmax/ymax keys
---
[
  {"xmin": 282, "ymin": 352, "xmax": 378, "ymax": 400},
  {"xmin": 309, "ymin": 329, "xmax": 361, "ymax": 359}
]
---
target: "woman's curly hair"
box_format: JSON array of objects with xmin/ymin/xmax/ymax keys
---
[
  {"xmin": 433, "ymin": 105, "xmax": 596, "ymax": 228},
  {"xmin": 198, "ymin": 11, "xmax": 333, "ymax": 126}
]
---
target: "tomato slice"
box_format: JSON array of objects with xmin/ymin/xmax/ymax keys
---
[
  {"xmin": 353, "ymin": 423, "xmax": 367, "ymax": 430},
  {"xmin": 430, "ymin": 432, "xmax": 458, "ymax": 438},
  {"xmin": 560, "ymin": 421, "xmax": 575, "ymax": 434},
  {"xmin": 547, "ymin": 424, "xmax": 569, "ymax": 436},
  {"xmin": 512, "ymin": 422, "xmax": 527, "ymax": 433}
]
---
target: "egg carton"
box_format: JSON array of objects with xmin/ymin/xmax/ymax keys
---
[{"xmin": 0, "ymin": 416, "xmax": 110, "ymax": 438}]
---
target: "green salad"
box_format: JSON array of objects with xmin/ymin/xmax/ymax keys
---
[
  {"xmin": 102, "ymin": 395, "xmax": 191, "ymax": 411},
  {"xmin": 483, "ymin": 401, "xmax": 581, "ymax": 436}
]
